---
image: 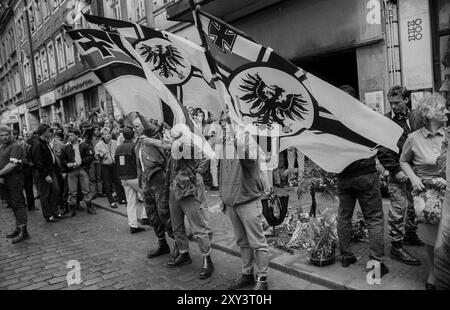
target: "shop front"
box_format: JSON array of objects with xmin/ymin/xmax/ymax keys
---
[
  {"xmin": 39, "ymin": 90, "xmax": 56, "ymax": 125},
  {"xmin": 1, "ymin": 108, "xmax": 20, "ymax": 132},
  {"xmin": 55, "ymin": 72, "xmax": 102, "ymax": 123},
  {"xmin": 25, "ymin": 99, "xmax": 40, "ymax": 131}
]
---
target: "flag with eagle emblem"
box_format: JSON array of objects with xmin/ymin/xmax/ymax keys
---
[
  {"xmin": 81, "ymin": 14, "xmax": 224, "ymax": 119},
  {"xmin": 67, "ymin": 26, "xmax": 216, "ymax": 159},
  {"xmin": 195, "ymin": 10, "xmax": 404, "ymax": 173},
  {"xmin": 66, "ymin": 27, "xmax": 182, "ymax": 125}
]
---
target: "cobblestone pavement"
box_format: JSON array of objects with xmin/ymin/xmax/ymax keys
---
[{"xmin": 0, "ymin": 202, "xmax": 328, "ymax": 290}]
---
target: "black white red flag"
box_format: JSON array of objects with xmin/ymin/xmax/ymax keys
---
[{"xmin": 196, "ymin": 10, "xmax": 403, "ymax": 173}]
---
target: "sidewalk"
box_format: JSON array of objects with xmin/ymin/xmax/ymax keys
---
[{"xmin": 93, "ymin": 187, "xmax": 429, "ymax": 290}]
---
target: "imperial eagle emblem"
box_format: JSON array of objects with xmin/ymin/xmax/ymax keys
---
[
  {"xmin": 139, "ymin": 43, "xmax": 187, "ymax": 80},
  {"xmin": 239, "ymin": 73, "xmax": 309, "ymax": 128}
]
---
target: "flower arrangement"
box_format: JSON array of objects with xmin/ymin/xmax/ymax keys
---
[{"xmin": 286, "ymin": 208, "xmax": 338, "ymax": 266}]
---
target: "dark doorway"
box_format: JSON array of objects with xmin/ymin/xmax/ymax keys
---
[{"xmin": 293, "ymin": 49, "xmax": 359, "ymax": 98}]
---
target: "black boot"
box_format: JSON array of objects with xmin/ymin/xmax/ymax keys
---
[
  {"xmin": 12, "ymin": 226, "xmax": 30, "ymax": 244},
  {"xmin": 341, "ymin": 255, "xmax": 357, "ymax": 268},
  {"xmin": 403, "ymin": 234, "xmax": 424, "ymax": 246},
  {"xmin": 87, "ymin": 203, "xmax": 96, "ymax": 215},
  {"xmin": 390, "ymin": 243, "xmax": 421, "ymax": 266},
  {"xmin": 6, "ymin": 227, "xmax": 20, "ymax": 239},
  {"xmin": 228, "ymin": 274, "xmax": 256, "ymax": 290},
  {"xmin": 166, "ymin": 252, "xmax": 192, "ymax": 268},
  {"xmin": 253, "ymin": 276, "xmax": 268, "ymax": 290},
  {"xmin": 147, "ymin": 239, "xmax": 170, "ymax": 259},
  {"xmin": 199, "ymin": 255, "xmax": 214, "ymax": 279},
  {"xmin": 70, "ymin": 205, "xmax": 76, "ymax": 217}
]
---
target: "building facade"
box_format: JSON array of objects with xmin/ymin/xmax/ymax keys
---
[
  {"xmin": 2, "ymin": 0, "xmax": 449, "ymax": 130},
  {"xmin": 0, "ymin": 0, "xmax": 24, "ymax": 132}
]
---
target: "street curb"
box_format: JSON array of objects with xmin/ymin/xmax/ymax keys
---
[{"xmin": 93, "ymin": 202, "xmax": 351, "ymax": 290}]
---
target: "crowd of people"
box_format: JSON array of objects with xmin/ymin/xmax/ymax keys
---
[{"xmin": 1, "ymin": 57, "xmax": 450, "ymax": 291}]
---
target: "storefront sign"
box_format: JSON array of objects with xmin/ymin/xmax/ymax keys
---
[
  {"xmin": 40, "ymin": 90, "xmax": 56, "ymax": 108},
  {"xmin": 399, "ymin": 0, "xmax": 434, "ymax": 90},
  {"xmin": 55, "ymin": 72, "xmax": 101, "ymax": 100}
]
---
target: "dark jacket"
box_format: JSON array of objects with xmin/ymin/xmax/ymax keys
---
[
  {"xmin": 338, "ymin": 156, "xmax": 377, "ymax": 179},
  {"xmin": 136, "ymin": 141, "xmax": 168, "ymax": 182},
  {"xmin": 115, "ymin": 140, "xmax": 138, "ymax": 180},
  {"xmin": 60, "ymin": 141, "xmax": 95, "ymax": 173},
  {"xmin": 377, "ymin": 111, "xmax": 423, "ymax": 176},
  {"xmin": 31, "ymin": 137, "xmax": 56, "ymax": 178}
]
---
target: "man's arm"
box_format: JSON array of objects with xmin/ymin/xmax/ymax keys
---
[
  {"xmin": 141, "ymin": 136, "xmax": 172, "ymax": 150},
  {"xmin": 0, "ymin": 162, "xmax": 18, "ymax": 176}
]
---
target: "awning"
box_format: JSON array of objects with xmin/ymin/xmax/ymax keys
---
[{"xmin": 166, "ymin": 0, "xmax": 284, "ymax": 23}]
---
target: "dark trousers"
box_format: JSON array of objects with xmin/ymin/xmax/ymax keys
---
[
  {"xmin": 23, "ymin": 165, "xmax": 35, "ymax": 209},
  {"xmin": 337, "ymin": 172, "xmax": 385, "ymax": 261},
  {"xmin": 37, "ymin": 169, "xmax": 61, "ymax": 219},
  {"xmin": 101, "ymin": 164, "xmax": 125, "ymax": 204},
  {"xmin": 5, "ymin": 172, "xmax": 27, "ymax": 227},
  {"xmin": 89, "ymin": 161, "xmax": 103, "ymax": 195},
  {"xmin": 143, "ymin": 170, "xmax": 173, "ymax": 239}
]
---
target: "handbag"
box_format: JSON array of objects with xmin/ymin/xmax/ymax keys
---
[{"xmin": 412, "ymin": 178, "xmax": 445, "ymax": 225}]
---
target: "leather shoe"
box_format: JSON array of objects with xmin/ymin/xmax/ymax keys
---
[
  {"xmin": 199, "ymin": 255, "xmax": 214, "ymax": 279},
  {"xmin": 147, "ymin": 239, "xmax": 170, "ymax": 258},
  {"xmin": 425, "ymin": 283, "xmax": 436, "ymax": 290},
  {"xmin": 403, "ymin": 234, "xmax": 424, "ymax": 246},
  {"xmin": 166, "ymin": 252, "xmax": 192, "ymax": 268},
  {"xmin": 27, "ymin": 206, "xmax": 39, "ymax": 211},
  {"xmin": 87, "ymin": 204, "xmax": 97, "ymax": 215},
  {"xmin": 46, "ymin": 216, "xmax": 59, "ymax": 223},
  {"xmin": 12, "ymin": 226, "xmax": 30, "ymax": 244},
  {"xmin": 390, "ymin": 246, "xmax": 421, "ymax": 266},
  {"xmin": 228, "ymin": 274, "xmax": 255, "ymax": 290},
  {"xmin": 55, "ymin": 214, "xmax": 65, "ymax": 220},
  {"xmin": 110, "ymin": 203, "xmax": 118, "ymax": 209},
  {"xmin": 341, "ymin": 255, "xmax": 357, "ymax": 268},
  {"xmin": 6, "ymin": 228, "xmax": 20, "ymax": 239},
  {"xmin": 130, "ymin": 227, "xmax": 145, "ymax": 234}
]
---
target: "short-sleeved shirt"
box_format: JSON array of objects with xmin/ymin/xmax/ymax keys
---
[
  {"xmin": 0, "ymin": 142, "xmax": 24, "ymax": 174},
  {"xmin": 400, "ymin": 127, "xmax": 445, "ymax": 179}
]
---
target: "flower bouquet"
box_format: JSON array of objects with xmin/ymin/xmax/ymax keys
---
[{"xmin": 286, "ymin": 209, "xmax": 338, "ymax": 266}]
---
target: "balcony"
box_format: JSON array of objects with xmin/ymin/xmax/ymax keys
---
[{"xmin": 166, "ymin": 0, "xmax": 286, "ymax": 23}]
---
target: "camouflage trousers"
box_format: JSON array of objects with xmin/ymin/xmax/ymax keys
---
[
  {"xmin": 143, "ymin": 170, "xmax": 173, "ymax": 239},
  {"xmin": 387, "ymin": 178, "xmax": 418, "ymax": 243}
]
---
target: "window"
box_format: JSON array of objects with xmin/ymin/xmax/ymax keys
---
[
  {"xmin": 64, "ymin": 31, "xmax": 75, "ymax": 67},
  {"xmin": 51, "ymin": 0, "xmax": 59, "ymax": 13},
  {"xmin": 47, "ymin": 41, "xmax": 57, "ymax": 77},
  {"xmin": 55, "ymin": 34, "xmax": 65, "ymax": 72},
  {"xmin": 28, "ymin": 4, "xmax": 36, "ymax": 34},
  {"xmin": 137, "ymin": 0, "xmax": 146, "ymax": 20},
  {"xmin": 23, "ymin": 60, "xmax": 32, "ymax": 89},
  {"xmin": 111, "ymin": 0, "xmax": 122, "ymax": 20},
  {"xmin": 14, "ymin": 70, "xmax": 22, "ymax": 95},
  {"xmin": 34, "ymin": 52, "xmax": 42, "ymax": 84},
  {"xmin": 34, "ymin": 0, "xmax": 42, "ymax": 28},
  {"xmin": 127, "ymin": 0, "xmax": 146, "ymax": 22},
  {"xmin": 16, "ymin": 16, "xmax": 24, "ymax": 42},
  {"xmin": 42, "ymin": 0, "xmax": 50, "ymax": 21},
  {"xmin": 40, "ymin": 47, "xmax": 49, "ymax": 81}
]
